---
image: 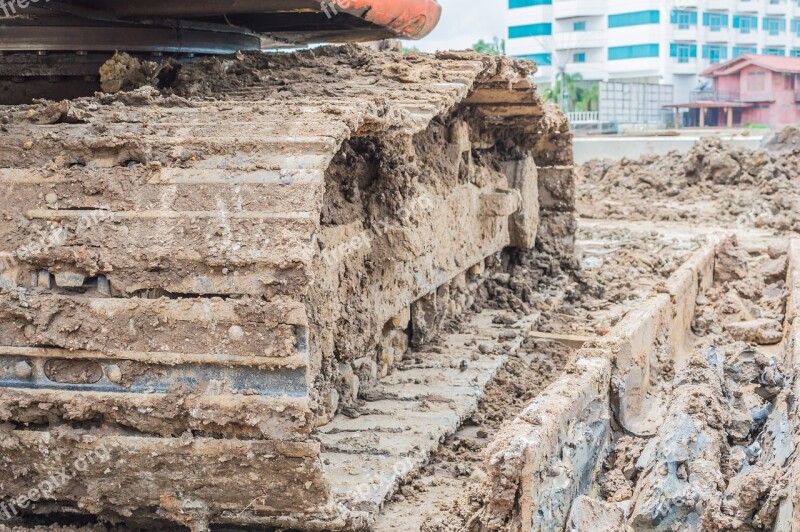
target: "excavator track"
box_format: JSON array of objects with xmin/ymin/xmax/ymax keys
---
[{"xmin": 0, "ymin": 46, "xmax": 573, "ymax": 529}]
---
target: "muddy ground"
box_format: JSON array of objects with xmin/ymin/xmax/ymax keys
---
[
  {"xmin": 374, "ymin": 226, "xmax": 705, "ymax": 530},
  {"xmin": 578, "ymin": 128, "xmax": 800, "ymax": 233},
  {"xmin": 374, "ymin": 335, "xmax": 574, "ymax": 532},
  {"xmin": 381, "ymin": 132, "xmax": 800, "ymax": 530}
]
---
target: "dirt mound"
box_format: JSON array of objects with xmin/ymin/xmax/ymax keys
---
[
  {"xmin": 762, "ymin": 126, "xmax": 800, "ymax": 151},
  {"xmin": 578, "ymin": 137, "xmax": 800, "ymax": 232}
]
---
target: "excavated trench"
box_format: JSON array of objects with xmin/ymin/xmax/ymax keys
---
[
  {"xmin": 477, "ymin": 232, "xmax": 800, "ymax": 532},
  {"xmin": 371, "ymin": 226, "xmax": 705, "ymax": 531},
  {"xmin": 597, "ymin": 236, "xmax": 794, "ymax": 531}
]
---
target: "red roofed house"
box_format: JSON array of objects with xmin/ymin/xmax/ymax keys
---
[{"xmin": 667, "ymin": 54, "xmax": 800, "ymax": 128}]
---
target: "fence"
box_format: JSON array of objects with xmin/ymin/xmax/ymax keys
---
[
  {"xmin": 566, "ymin": 111, "xmax": 600, "ymax": 124},
  {"xmin": 599, "ymin": 82, "xmax": 673, "ymax": 127},
  {"xmin": 690, "ymin": 90, "xmax": 741, "ymax": 102}
]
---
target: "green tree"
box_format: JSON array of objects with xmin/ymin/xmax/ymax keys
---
[
  {"xmin": 472, "ymin": 37, "xmax": 505, "ymax": 56},
  {"xmin": 543, "ymin": 71, "xmax": 580, "ymax": 110},
  {"xmin": 574, "ymin": 82, "xmax": 599, "ymax": 112}
]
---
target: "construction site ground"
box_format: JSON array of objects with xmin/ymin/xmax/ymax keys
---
[
  {"xmin": 353, "ymin": 130, "xmax": 800, "ymax": 530},
  {"xmin": 1, "ymin": 46, "xmax": 800, "ymax": 531},
  {"xmin": 9, "ymin": 227, "xmax": 797, "ymax": 531}
]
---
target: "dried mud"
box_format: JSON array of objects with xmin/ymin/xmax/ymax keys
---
[
  {"xmin": 477, "ymin": 225, "xmax": 698, "ymax": 340},
  {"xmin": 3, "ymin": 43, "xmax": 798, "ymax": 532}
]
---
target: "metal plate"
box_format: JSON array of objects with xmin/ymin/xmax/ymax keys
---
[{"xmin": 0, "ymin": 25, "xmax": 264, "ymax": 54}]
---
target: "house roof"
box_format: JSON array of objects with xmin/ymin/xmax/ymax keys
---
[{"xmin": 700, "ymin": 54, "xmax": 800, "ymax": 76}]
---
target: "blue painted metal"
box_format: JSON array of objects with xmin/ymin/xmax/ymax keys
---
[{"xmin": 0, "ymin": 356, "xmax": 307, "ymax": 397}]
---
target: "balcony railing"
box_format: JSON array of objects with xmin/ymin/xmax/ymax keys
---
[
  {"xmin": 567, "ymin": 111, "xmax": 600, "ymax": 124},
  {"xmin": 690, "ymin": 90, "xmax": 741, "ymax": 102},
  {"xmin": 691, "ymin": 90, "xmax": 776, "ymax": 102}
]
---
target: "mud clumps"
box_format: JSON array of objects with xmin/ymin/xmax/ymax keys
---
[
  {"xmin": 0, "ymin": 42, "xmax": 577, "ymax": 529},
  {"xmin": 762, "ymin": 125, "xmax": 800, "ymax": 151},
  {"xmin": 98, "ymin": 52, "xmax": 176, "ymax": 94},
  {"xmin": 599, "ymin": 436, "xmax": 647, "ymax": 503},
  {"xmin": 579, "ymin": 132, "xmax": 800, "ymax": 232},
  {"xmin": 480, "ymin": 227, "xmax": 698, "ymax": 338}
]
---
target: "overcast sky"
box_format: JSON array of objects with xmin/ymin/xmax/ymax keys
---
[{"xmin": 402, "ymin": 0, "xmax": 506, "ymax": 53}]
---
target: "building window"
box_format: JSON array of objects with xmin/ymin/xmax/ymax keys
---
[
  {"xmin": 702, "ymin": 45, "xmax": 729, "ymax": 63},
  {"xmin": 791, "ymin": 19, "xmax": 800, "ymax": 36},
  {"xmin": 573, "ymin": 52, "xmax": 586, "ymax": 63},
  {"xmin": 573, "ymin": 21, "xmax": 586, "ymax": 31},
  {"xmin": 671, "ymin": 10, "xmax": 698, "ymax": 29},
  {"xmin": 670, "ymin": 43, "xmax": 697, "ymax": 62},
  {"xmin": 747, "ymin": 71, "xmax": 766, "ymax": 92},
  {"xmin": 508, "ymin": 23, "xmax": 552, "ymax": 38},
  {"xmin": 515, "ymin": 53, "xmax": 552, "ymax": 66},
  {"xmin": 703, "ymin": 13, "xmax": 729, "ymax": 32},
  {"xmin": 608, "ymin": 11, "xmax": 660, "ymax": 28},
  {"xmin": 762, "ymin": 17, "xmax": 786, "ymax": 35},
  {"xmin": 508, "ymin": 0, "xmax": 551, "ymax": 7},
  {"xmin": 763, "ymin": 47, "xmax": 787, "ymax": 55},
  {"xmin": 734, "ymin": 16, "xmax": 757, "ymax": 33},
  {"xmin": 733, "ymin": 46, "xmax": 758, "ymax": 57},
  {"xmin": 608, "ymin": 44, "xmax": 659, "ymax": 60},
  {"xmin": 791, "ymin": 49, "xmax": 800, "ymax": 57}
]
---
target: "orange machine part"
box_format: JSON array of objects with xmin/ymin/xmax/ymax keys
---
[{"xmin": 332, "ymin": 0, "xmax": 442, "ymax": 39}]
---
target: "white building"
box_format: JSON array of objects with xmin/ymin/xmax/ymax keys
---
[{"xmin": 506, "ymin": 0, "xmax": 800, "ymax": 103}]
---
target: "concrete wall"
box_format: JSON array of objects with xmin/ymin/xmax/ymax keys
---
[{"xmin": 573, "ymin": 134, "xmax": 764, "ymax": 164}]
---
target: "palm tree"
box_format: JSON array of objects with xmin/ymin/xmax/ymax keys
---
[
  {"xmin": 574, "ymin": 82, "xmax": 600, "ymax": 112},
  {"xmin": 543, "ymin": 71, "xmax": 582, "ymax": 111},
  {"xmin": 544, "ymin": 72, "xmax": 600, "ymax": 113}
]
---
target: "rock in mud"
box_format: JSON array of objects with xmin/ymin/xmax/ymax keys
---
[
  {"xmin": 703, "ymin": 151, "xmax": 742, "ymax": 185},
  {"xmin": 567, "ymin": 496, "xmax": 625, "ymax": 531},
  {"xmin": 715, "ymin": 236, "xmax": 749, "ymax": 283},
  {"xmin": 760, "ymin": 256, "xmax": 788, "ymax": 284},
  {"xmin": 716, "ymin": 464, "xmax": 782, "ymax": 529},
  {"xmin": 725, "ymin": 319, "xmax": 783, "ymax": 345},
  {"xmin": 99, "ymin": 52, "xmax": 161, "ymax": 93}
]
